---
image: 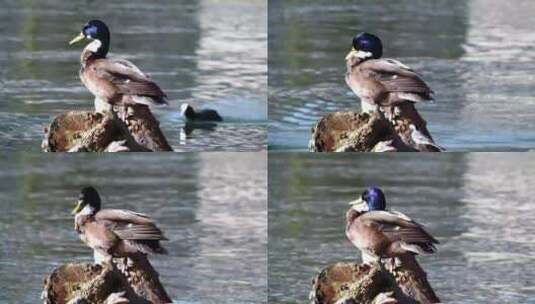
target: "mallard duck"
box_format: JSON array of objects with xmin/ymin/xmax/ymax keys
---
[
  {"xmin": 345, "ymin": 33, "xmax": 434, "ymax": 118},
  {"xmin": 180, "ymin": 103, "xmax": 223, "ymax": 122},
  {"xmin": 71, "ymin": 186, "xmax": 167, "ymax": 263},
  {"xmin": 345, "ymin": 187, "xmax": 438, "ymax": 264},
  {"xmin": 69, "ymin": 20, "xmax": 168, "ymax": 113}
]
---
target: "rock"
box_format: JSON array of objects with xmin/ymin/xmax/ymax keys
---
[
  {"xmin": 42, "ymin": 105, "xmax": 172, "ymax": 152},
  {"xmin": 309, "ymin": 259, "xmax": 439, "ymax": 304},
  {"xmin": 124, "ymin": 105, "xmax": 173, "ymax": 151},
  {"xmin": 42, "ymin": 255, "xmax": 171, "ymax": 304},
  {"xmin": 309, "ymin": 111, "xmax": 411, "ymax": 152},
  {"xmin": 309, "ymin": 104, "xmax": 443, "ymax": 152}
]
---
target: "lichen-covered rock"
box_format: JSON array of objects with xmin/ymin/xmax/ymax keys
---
[
  {"xmin": 41, "ymin": 263, "xmax": 126, "ymax": 304},
  {"xmin": 42, "ymin": 105, "xmax": 172, "ymax": 152},
  {"xmin": 42, "ymin": 256, "xmax": 171, "ymax": 304},
  {"xmin": 309, "ymin": 260, "xmax": 439, "ymax": 304},
  {"xmin": 309, "ymin": 112, "xmax": 412, "ymax": 152},
  {"xmin": 309, "ymin": 104, "xmax": 443, "ymax": 152}
]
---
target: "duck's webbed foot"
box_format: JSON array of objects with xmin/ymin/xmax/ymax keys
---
[
  {"xmin": 382, "ymin": 106, "xmax": 400, "ymax": 125},
  {"xmin": 380, "ymin": 257, "xmax": 397, "ymax": 273},
  {"xmin": 375, "ymin": 258, "xmax": 387, "ymax": 273}
]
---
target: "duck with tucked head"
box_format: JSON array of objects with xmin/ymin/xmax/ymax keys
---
[
  {"xmin": 345, "ymin": 187, "xmax": 438, "ymax": 265},
  {"xmin": 180, "ymin": 103, "xmax": 223, "ymax": 122},
  {"xmin": 69, "ymin": 20, "xmax": 168, "ymax": 114},
  {"xmin": 345, "ymin": 33, "xmax": 434, "ymax": 119},
  {"xmin": 72, "ymin": 186, "xmax": 168, "ymax": 263}
]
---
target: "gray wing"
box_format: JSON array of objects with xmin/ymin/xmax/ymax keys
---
[
  {"xmin": 363, "ymin": 59, "xmax": 434, "ymax": 99},
  {"xmin": 96, "ymin": 209, "xmax": 167, "ymax": 241},
  {"xmin": 362, "ymin": 210, "xmax": 438, "ymax": 252},
  {"xmin": 92, "ymin": 58, "xmax": 167, "ymax": 101}
]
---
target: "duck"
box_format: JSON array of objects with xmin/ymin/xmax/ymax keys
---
[
  {"xmin": 345, "ymin": 187, "xmax": 438, "ymax": 265},
  {"xmin": 345, "ymin": 32, "xmax": 434, "ymax": 120},
  {"xmin": 69, "ymin": 20, "xmax": 168, "ymax": 114},
  {"xmin": 71, "ymin": 186, "xmax": 167, "ymax": 263},
  {"xmin": 180, "ymin": 103, "xmax": 223, "ymax": 122}
]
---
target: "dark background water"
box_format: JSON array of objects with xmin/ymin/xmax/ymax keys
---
[
  {"xmin": 269, "ymin": 153, "xmax": 535, "ymax": 303},
  {"xmin": 0, "ymin": 0, "xmax": 267, "ymax": 151},
  {"xmin": 269, "ymin": 0, "xmax": 535, "ymax": 151},
  {"xmin": 0, "ymin": 153, "xmax": 267, "ymax": 303}
]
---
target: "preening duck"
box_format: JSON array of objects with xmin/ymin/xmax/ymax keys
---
[
  {"xmin": 345, "ymin": 187, "xmax": 438, "ymax": 264},
  {"xmin": 69, "ymin": 20, "xmax": 168, "ymax": 113},
  {"xmin": 345, "ymin": 33, "xmax": 434, "ymax": 117},
  {"xmin": 71, "ymin": 186, "xmax": 167, "ymax": 263}
]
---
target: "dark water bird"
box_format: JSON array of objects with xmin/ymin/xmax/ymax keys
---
[
  {"xmin": 180, "ymin": 103, "xmax": 223, "ymax": 122},
  {"xmin": 72, "ymin": 186, "xmax": 167, "ymax": 263},
  {"xmin": 345, "ymin": 33, "xmax": 434, "ymax": 118},
  {"xmin": 69, "ymin": 20, "xmax": 168, "ymax": 113},
  {"xmin": 345, "ymin": 187, "xmax": 438, "ymax": 265}
]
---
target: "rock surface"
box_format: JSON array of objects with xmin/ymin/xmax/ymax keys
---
[
  {"xmin": 43, "ymin": 105, "xmax": 172, "ymax": 152},
  {"xmin": 42, "ymin": 255, "xmax": 171, "ymax": 304},
  {"xmin": 309, "ymin": 259, "xmax": 439, "ymax": 304},
  {"xmin": 309, "ymin": 104, "xmax": 443, "ymax": 152}
]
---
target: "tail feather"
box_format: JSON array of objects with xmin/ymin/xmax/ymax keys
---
[
  {"xmin": 127, "ymin": 240, "xmax": 168, "ymax": 255},
  {"xmin": 130, "ymin": 95, "xmax": 168, "ymax": 106},
  {"xmin": 400, "ymin": 241, "xmax": 436, "ymax": 255}
]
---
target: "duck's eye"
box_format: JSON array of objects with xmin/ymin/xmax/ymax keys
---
[{"xmin": 83, "ymin": 25, "xmax": 97, "ymax": 38}]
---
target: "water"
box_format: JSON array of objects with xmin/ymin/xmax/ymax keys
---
[
  {"xmin": 0, "ymin": 152, "xmax": 267, "ymax": 303},
  {"xmin": 268, "ymin": 153, "xmax": 535, "ymax": 303},
  {"xmin": 269, "ymin": 0, "xmax": 535, "ymax": 151},
  {"xmin": 0, "ymin": 0, "xmax": 267, "ymax": 151}
]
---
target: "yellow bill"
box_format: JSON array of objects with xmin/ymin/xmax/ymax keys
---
[
  {"xmin": 345, "ymin": 47, "xmax": 358, "ymax": 61},
  {"xmin": 69, "ymin": 32, "xmax": 85, "ymax": 45},
  {"xmin": 72, "ymin": 200, "xmax": 84, "ymax": 214},
  {"xmin": 348, "ymin": 197, "xmax": 364, "ymax": 206},
  {"xmin": 348, "ymin": 197, "xmax": 368, "ymax": 212}
]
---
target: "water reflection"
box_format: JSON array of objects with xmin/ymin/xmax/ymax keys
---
[
  {"xmin": 0, "ymin": 0, "xmax": 267, "ymax": 151},
  {"xmin": 268, "ymin": 153, "xmax": 535, "ymax": 303},
  {"xmin": 0, "ymin": 153, "xmax": 267, "ymax": 303},
  {"xmin": 269, "ymin": 0, "xmax": 535, "ymax": 151},
  {"xmin": 180, "ymin": 121, "xmax": 219, "ymax": 141}
]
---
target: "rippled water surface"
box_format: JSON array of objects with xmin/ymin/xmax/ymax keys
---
[
  {"xmin": 0, "ymin": 153, "xmax": 267, "ymax": 303},
  {"xmin": 269, "ymin": 0, "xmax": 535, "ymax": 151},
  {"xmin": 269, "ymin": 153, "xmax": 535, "ymax": 303},
  {"xmin": 0, "ymin": 0, "xmax": 267, "ymax": 151}
]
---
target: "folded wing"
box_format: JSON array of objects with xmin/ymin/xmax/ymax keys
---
[
  {"xmin": 92, "ymin": 59, "xmax": 167, "ymax": 104},
  {"xmin": 95, "ymin": 209, "xmax": 167, "ymax": 241},
  {"xmin": 361, "ymin": 210, "xmax": 438, "ymax": 254},
  {"xmin": 363, "ymin": 59, "xmax": 434, "ymax": 102}
]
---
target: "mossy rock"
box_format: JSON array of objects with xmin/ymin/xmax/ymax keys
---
[{"xmin": 310, "ymin": 261, "xmax": 439, "ymax": 304}]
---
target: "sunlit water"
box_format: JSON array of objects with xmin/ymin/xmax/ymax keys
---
[
  {"xmin": 0, "ymin": 153, "xmax": 267, "ymax": 303},
  {"xmin": 269, "ymin": 0, "xmax": 535, "ymax": 151},
  {"xmin": 0, "ymin": 0, "xmax": 267, "ymax": 151},
  {"xmin": 268, "ymin": 153, "xmax": 535, "ymax": 303}
]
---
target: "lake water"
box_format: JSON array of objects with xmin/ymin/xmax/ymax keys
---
[
  {"xmin": 269, "ymin": 0, "xmax": 535, "ymax": 151},
  {"xmin": 269, "ymin": 153, "xmax": 535, "ymax": 303},
  {"xmin": 0, "ymin": 0, "xmax": 267, "ymax": 151},
  {"xmin": 0, "ymin": 152, "xmax": 267, "ymax": 303}
]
